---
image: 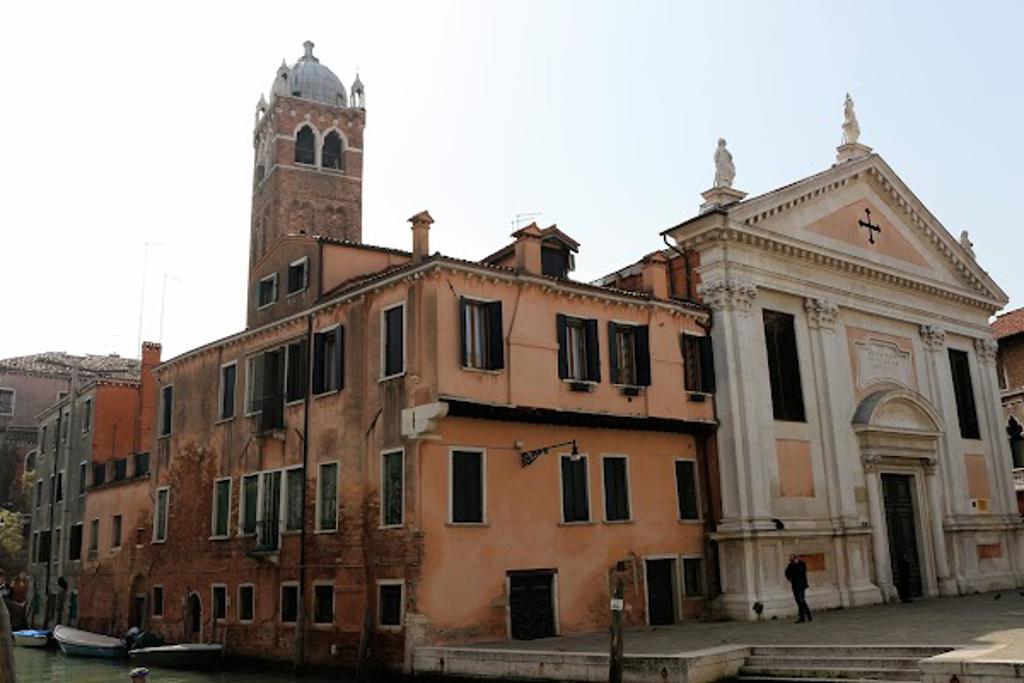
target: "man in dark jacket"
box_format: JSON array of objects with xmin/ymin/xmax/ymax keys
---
[{"xmin": 784, "ymin": 554, "xmax": 812, "ymax": 623}]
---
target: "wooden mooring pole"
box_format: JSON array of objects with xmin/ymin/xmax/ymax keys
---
[
  {"xmin": 0, "ymin": 597, "xmax": 16, "ymax": 683},
  {"xmin": 609, "ymin": 578, "xmax": 624, "ymax": 683}
]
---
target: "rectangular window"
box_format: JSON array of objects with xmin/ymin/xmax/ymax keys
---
[
  {"xmin": 0, "ymin": 388, "xmax": 13, "ymax": 416},
  {"xmin": 382, "ymin": 304, "xmax": 405, "ymax": 378},
  {"xmin": 609, "ymin": 323, "xmax": 650, "ymax": 386},
  {"xmin": 213, "ymin": 585, "xmax": 227, "ymax": 621},
  {"xmin": 55, "ymin": 470, "xmax": 64, "ymax": 502},
  {"xmin": 93, "ymin": 462, "xmax": 106, "ymax": 487},
  {"xmin": 313, "ymin": 327, "xmax": 344, "ymax": 394},
  {"xmin": 246, "ymin": 356, "xmax": 264, "ymax": 415},
  {"xmin": 285, "ymin": 467, "xmax": 303, "ymax": 532},
  {"xmin": 89, "ymin": 518, "xmax": 99, "ymax": 554},
  {"xmin": 313, "ymin": 583, "xmax": 334, "ymax": 625},
  {"xmin": 111, "ymin": 515, "xmax": 122, "ymax": 548},
  {"xmin": 154, "ymin": 487, "xmax": 169, "ymax": 542},
  {"xmin": 378, "ymin": 582, "xmax": 403, "ymax": 628},
  {"xmin": 681, "ymin": 334, "xmax": 715, "ymax": 393},
  {"xmin": 381, "ymin": 449, "xmax": 404, "ymax": 526},
  {"xmin": 287, "ymin": 258, "xmax": 309, "ymax": 294},
  {"xmin": 159, "ymin": 385, "xmax": 173, "ymax": 437},
  {"xmin": 557, "ymin": 315, "xmax": 600, "ymax": 382},
  {"xmin": 450, "ymin": 449, "xmax": 484, "ymax": 524},
  {"xmin": 61, "ymin": 411, "xmax": 69, "ymax": 442},
  {"xmin": 82, "ymin": 399, "xmax": 92, "ymax": 432},
  {"xmin": 241, "ymin": 474, "xmax": 258, "ymax": 535},
  {"xmin": 257, "ymin": 273, "xmax": 278, "ymax": 308},
  {"xmin": 460, "ymin": 298, "xmax": 504, "ymax": 370},
  {"xmin": 258, "ymin": 471, "xmax": 282, "ymax": 549},
  {"xmin": 40, "ymin": 425, "xmax": 47, "ymax": 452},
  {"xmin": 682, "ymin": 557, "xmax": 704, "ymax": 596},
  {"xmin": 602, "ymin": 456, "xmax": 630, "ymax": 521},
  {"xmin": 35, "ymin": 480, "xmax": 42, "ymax": 508},
  {"xmin": 38, "ymin": 530, "xmax": 50, "ymax": 563},
  {"xmin": 212, "ymin": 478, "xmax": 231, "ymax": 538},
  {"xmin": 259, "ymin": 349, "xmax": 285, "ymax": 431},
  {"xmin": 219, "ymin": 362, "xmax": 237, "ymax": 420},
  {"xmin": 68, "ymin": 523, "xmax": 83, "ymax": 561},
  {"xmin": 285, "ymin": 340, "xmax": 308, "ymax": 403},
  {"xmin": 676, "ymin": 460, "xmax": 699, "ymax": 520},
  {"xmin": 152, "ymin": 586, "xmax": 164, "ymax": 617},
  {"xmin": 79, "ymin": 462, "xmax": 87, "ymax": 495},
  {"xmin": 280, "ymin": 584, "xmax": 298, "ymax": 624},
  {"xmin": 561, "ymin": 455, "xmax": 590, "ymax": 523},
  {"xmin": 317, "ymin": 462, "xmax": 339, "ymax": 531},
  {"xmin": 763, "ymin": 310, "xmax": 806, "ymax": 422},
  {"xmin": 134, "ymin": 452, "xmax": 150, "ymax": 478},
  {"xmin": 238, "ymin": 585, "xmax": 254, "ymax": 622},
  {"xmin": 112, "ymin": 458, "xmax": 127, "ymax": 481},
  {"xmin": 949, "ymin": 349, "xmax": 981, "ymax": 439}
]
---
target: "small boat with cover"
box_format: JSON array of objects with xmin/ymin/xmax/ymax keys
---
[
  {"xmin": 12, "ymin": 629, "xmax": 49, "ymax": 648},
  {"xmin": 129, "ymin": 643, "xmax": 224, "ymax": 670},
  {"xmin": 53, "ymin": 625, "xmax": 127, "ymax": 659}
]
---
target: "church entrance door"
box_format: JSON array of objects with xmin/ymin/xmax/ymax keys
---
[{"xmin": 881, "ymin": 474, "xmax": 923, "ymax": 599}]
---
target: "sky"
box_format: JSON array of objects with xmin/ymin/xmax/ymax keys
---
[{"xmin": 1, "ymin": 0, "xmax": 1022, "ymax": 361}]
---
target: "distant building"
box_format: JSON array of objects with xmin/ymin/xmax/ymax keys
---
[{"xmin": 991, "ymin": 307, "xmax": 1024, "ymax": 512}]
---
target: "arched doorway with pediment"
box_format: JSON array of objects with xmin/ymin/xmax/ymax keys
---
[{"xmin": 853, "ymin": 387, "xmax": 957, "ymax": 602}]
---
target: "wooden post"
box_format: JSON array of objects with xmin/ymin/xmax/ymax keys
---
[
  {"xmin": 0, "ymin": 597, "xmax": 16, "ymax": 683},
  {"xmin": 609, "ymin": 578, "xmax": 624, "ymax": 683},
  {"xmin": 355, "ymin": 605, "xmax": 372, "ymax": 683}
]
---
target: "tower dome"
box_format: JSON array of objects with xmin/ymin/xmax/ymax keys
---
[{"xmin": 273, "ymin": 41, "xmax": 348, "ymax": 107}]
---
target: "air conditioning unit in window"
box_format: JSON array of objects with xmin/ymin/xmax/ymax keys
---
[{"xmin": 970, "ymin": 498, "xmax": 989, "ymax": 512}]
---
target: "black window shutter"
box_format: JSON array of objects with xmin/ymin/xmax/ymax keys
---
[
  {"xmin": 335, "ymin": 326, "xmax": 345, "ymax": 391},
  {"xmin": 452, "ymin": 451, "xmax": 482, "ymax": 523},
  {"xmin": 698, "ymin": 335, "xmax": 715, "ymax": 392},
  {"xmin": 386, "ymin": 307, "xmax": 404, "ymax": 375},
  {"xmin": 459, "ymin": 297, "xmax": 468, "ymax": 368},
  {"xmin": 585, "ymin": 318, "xmax": 601, "ymax": 382},
  {"xmin": 312, "ymin": 332, "xmax": 326, "ymax": 394},
  {"xmin": 949, "ymin": 349, "xmax": 980, "ymax": 439},
  {"xmin": 636, "ymin": 325, "xmax": 651, "ymax": 386},
  {"xmin": 487, "ymin": 300, "xmax": 504, "ymax": 370},
  {"xmin": 763, "ymin": 310, "xmax": 805, "ymax": 421},
  {"xmin": 676, "ymin": 460, "xmax": 698, "ymax": 519},
  {"xmin": 556, "ymin": 314, "xmax": 568, "ymax": 379},
  {"xmin": 607, "ymin": 322, "xmax": 619, "ymax": 384}
]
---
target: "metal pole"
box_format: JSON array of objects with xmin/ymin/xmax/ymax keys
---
[{"xmin": 609, "ymin": 578, "xmax": 624, "ymax": 683}]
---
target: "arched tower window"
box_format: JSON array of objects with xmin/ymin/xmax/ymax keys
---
[
  {"xmin": 295, "ymin": 126, "xmax": 316, "ymax": 165},
  {"xmin": 322, "ymin": 131, "xmax": 344, "ymax": 171}
]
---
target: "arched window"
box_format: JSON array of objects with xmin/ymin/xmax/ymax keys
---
[
  {"xmin": 322, "ymin": 131, "xmax": 344, "ymax": 170},
  {"xmin": 295, "ymin": 126, "xmax": 316, "ymax": 165}
]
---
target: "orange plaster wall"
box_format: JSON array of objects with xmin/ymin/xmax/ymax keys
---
[
  {"xmin": 805, "ymin": 198, "xmax": 931, "ymax": 269},
  {"xmin": 416, "ymin": 417, "xmax": 704, "ymax": 639},
  {"xmin": 432, "ymin": 272, "xmax": 713, "ymax": 423},
  {"xmin": 321, "ymin": 243, "xmax": 409, "ymax": 293},
  {"xmin": 92, "ymin": 384, "xmax": 143, "ymax": 463},
  {"xmin": 845, "ymin": 325, "xmax": 918, "ymax": 400},
  {"xmin": 776, "ymin": 439, "xmax": 814, "ymax": 498},
  {"xmin": 964, "ymin": 453, "xmax": 991, "ymax": 499}
]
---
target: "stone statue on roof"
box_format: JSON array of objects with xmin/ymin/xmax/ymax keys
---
[
  {"xmin": 960, "ymin": 230, "xmax": 975, "ymax": 258},
  {"xmin": 713, "ymin": 138, "xmax": 735, "ymax": 189},
  {"xmin": 842, "ymin": 93, "xmax": 860, "ymax": 145}
]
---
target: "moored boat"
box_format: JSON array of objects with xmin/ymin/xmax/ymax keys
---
[
  {"xmin": 12, "ymin": 629, "xmax": 50, "ymax": 648},
  {"xmin": 53, "ymin": 625, "xmax": 127, "ymax": 659},
  {"xmin": 129, "ymin": 643, "xmax": 224, "ymax": 670}
]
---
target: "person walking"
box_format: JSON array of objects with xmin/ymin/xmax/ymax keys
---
[{"xmin": 785, "ymin": 554, "xmax": 812, "ymax": 623}]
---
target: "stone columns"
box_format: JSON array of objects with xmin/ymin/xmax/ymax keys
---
[
  {"xmin": 804, "ymin": 297, "xmax": 856, "ymax": 606},
  {"xmin": 974, "ymin": 337, "xmax": 1017, "ymax": 516},
  {"xmin": 863, "ymin": 455, "xmax": 896, "ymax": 601},
  {"xmin": 923, "ymin": 458, "xmax": 957, "ymax": 595}
]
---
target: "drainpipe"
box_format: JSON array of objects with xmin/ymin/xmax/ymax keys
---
[{"xmin": 294, "ymin": 313, "xmax": 314, "ymax": 671}]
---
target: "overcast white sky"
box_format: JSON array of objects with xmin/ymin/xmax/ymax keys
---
[{"xmin": 2, "ymin": 1, "xmax": 1022, "ymax": 362}]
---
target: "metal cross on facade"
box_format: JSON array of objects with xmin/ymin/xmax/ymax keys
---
[{"xmin": 858, "ymin": 208, "xmax": 881, "ymax": 244}]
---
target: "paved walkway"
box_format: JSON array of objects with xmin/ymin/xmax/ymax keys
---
[{"xmin": 473, "ymin": 591, "xmax": 1024, "ymax": 656}]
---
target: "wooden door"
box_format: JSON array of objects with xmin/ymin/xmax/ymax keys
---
[
  {"xmin": 882, "ymin": 474, "xmax": 923, "ymax": 598},
  {"xmin": 646, "ymin": 558, "xmax": 677, "ymax": 625},
  {"xmin": 509, "ymin": 571, "xmax": 555, "ymax": 640}
]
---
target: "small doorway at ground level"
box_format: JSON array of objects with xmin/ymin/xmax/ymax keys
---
[
  {"xmin": 131, "ymin": 594, "xmax": 146, "ymax": 629},
  {"xmin": 645, "ymin": 558, "xmax": 677, "ymax": 625},
  {"xmin": 881, "ymin": 473, "xmax": 923, "ymax": 599},
  {"xmin": 508, "ymin": 570, "xmax": 555, "ymax": 640},
  {"xmin": 186, "ymin": 593, "xmax": 202, "ymax": 641}
]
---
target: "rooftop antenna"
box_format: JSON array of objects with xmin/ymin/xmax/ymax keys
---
[
  {"xmin": 135, "ymin": 242, "xmax": 161, "ymax": 358},
  {"xmin": 158, "ymin": 273, "xmax": 182, "ymax": 345},
  {"xmin": 512, "ymin": 212, "xmax": 542, "ymax": 231}
]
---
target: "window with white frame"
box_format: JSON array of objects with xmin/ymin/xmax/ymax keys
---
[
  {"xmin": 219, "ymin": 362, "xmax": 237, "ymax": 420},
  {"xmin": 313, "ymin": 327, "xmax": 343, "ymax": 395},
  {"xmin": 241, "ymin": 474, "xmax": 258, "ymax": 535},
  {"xmin": 280, "ymin": 583, "xmax": 299, "ymax": 624},
  {"xmin": 158, "ymin": 386, "xmax": 173, "ymax": 437},
  {"xmin": 377, "ymin": 581, "xmax": 404, "ymax": 628},
  {"xmin": 238, "ymin": 468, "xmax": 301, "ymax": 542},
  {"xmin": 556, "ymin": 315, "xmax": 600, "ymax": 382},
  {"xmin": 245, "ymin": 356, "xmax": 264, "ymax": 415},
  {"xmin": 287, "ymin": 257, "xmax": 309, "ymax": 295},
  {"xmin": 682, "ymin": 557, "xmax": 704, "ymax": 596},
  {"xmin": 257, "ymin": 273, "xmax": 278, "ymax": 308},
  {"xmin": 153, "ymin": 487, "xmax": 169, "ymax": 542},
  {"xmin": 381, "ymin": 449, "xmax": 404, "ymax": 526},
  {"xmin": 313, "ymin": 583, "xmax": 334, "ymax": 625},
  {"xmin": 212, "ymin": 584, "xmax": 227, "ymax": 622},
  {"xmin": 450, "ymin": 449, "xmax": 484, "ymax": 524},
  {"xmin": 382, "ymin": 304, "xmax": 405, "ymax": 378},
  {"xmin": 111, "ymin": 514, "xmax": 122, "ymax": 548},
  {"xmin": 212, "ymin": 478, "xmax": 231, "ymax": 538},
  {"xmin": 609, "ymin": 323, "xmax": 651, "ymax": 387},
  {"xmin": 285, "ymin": 467, "xmax": 303, "ymax": 532},
  {"xmin": 317, "ymin": 462, "xmax": 339, "ymax": 531},
  {"xmin": 460, "ymin": 298, "xmax": 503, "ymax": 370},
  {"xmin": 0, "ymin": 388, "xmax": 13, "ymax": 416},
  {"xmin": 89, "ymin": 518, "xmax": 99, "ymax": 554}
]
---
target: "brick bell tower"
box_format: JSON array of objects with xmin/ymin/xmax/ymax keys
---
[{"xmin": 249, "ymin": 40, "xmax": 366, "ymax": 272}]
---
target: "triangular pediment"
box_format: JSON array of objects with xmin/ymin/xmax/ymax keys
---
[{"xmin": 720, "ymin": 155, "xmax": 1006, "ymax": 306}]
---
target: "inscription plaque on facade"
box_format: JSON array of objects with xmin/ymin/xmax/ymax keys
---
[{"xmin": 855, "ymin": 339, "xmax": 912, "ymax": 389}]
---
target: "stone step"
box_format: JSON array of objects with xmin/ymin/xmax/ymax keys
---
[
  {"xmin": 749, "ymin": 645, "xmax": 952, "ymax": 658},
  {"xmin": 739, "ymin": 666, "xmax": 921, "ymax": 681},
  {"xmin": 735, "ymin": 677, "xmax": 891, "ymax": 683},
  {"xmin": 745, "ymin": 656, "xmax": 922, "ymax": 670}
]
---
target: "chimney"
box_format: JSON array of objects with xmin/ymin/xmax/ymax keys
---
[
  {"xmin": 136, "ymin": 342, "xmax": 162, "ymax": 452},
  {"xmin": 409, "ymin": 210, "xmax": 434, "ymax": 263},
  {"xmin": 641, "ymin": 252, "xmax": 669, "ymax": 299},
  {"xmin": 512, "ymin": 222, "xmax": 544, "ymax": 275}
]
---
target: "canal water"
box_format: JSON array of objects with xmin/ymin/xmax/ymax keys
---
[{"xmin": 13, "ymin": 647, "xmax": 348, "ymax": 682}]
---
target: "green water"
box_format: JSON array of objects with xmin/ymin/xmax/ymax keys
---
[{"xmin": 13, "ymin": 647, "xmax": 347, "ymax": 682}]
